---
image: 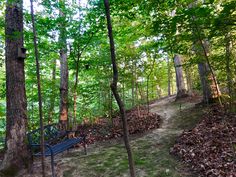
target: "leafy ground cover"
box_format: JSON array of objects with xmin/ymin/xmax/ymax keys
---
[
  {"xmin": 171, "ymin": 105, "xmax": 236, "ymax": 177},
  {"xmin": 77, "ymin": 106, "xmax": 161, "ymax": 144},
  {"xmin": 19, "ymin": 95, "xmax": 206, "ymax": 177}
]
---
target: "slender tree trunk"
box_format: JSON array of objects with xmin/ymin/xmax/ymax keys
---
[
  {"xmin": 136, "ymin": 82, "xmax": 141, "ymax": 117},
  {"xmin": 146, "ymin": 57, "xmax": 155, "ymax": 113},
  {"xmin": 109, "ymin": 89, "xmax": 113, "ymax": 119},
  {"xmin": 103, "ymin": 0, "xmax": 136, "ymax": 176},
  {"xmin": 122, "ymin": 78, "xmax": 125, "ymax": 105},
  {"xmin": 73, "ymin": 58, "xmax": 79, "ymax": 129},
  {"xmin": 174, "ymin": 54, "xmax": 187, "ymax": 99},
  {"xmin": 48, "ymin": 59, "xmax": 56, "ymax": 123},
  {"xmin": 132, "ymin": 77, "xmax": 135, "ymax": 107},
  {"xmin": 225, "ymin": 33, "xmax": 233, "ymax": 110},
  {"xmin": 167, "ymin": 56, "xmax": 171, "ymax": 97},
  {"xmin": 134, "ymin": 61, "xmax": 140, "ymax": 117},
  {"xmin": 188, "ymin": 2, "xmax": 221, "ymax": 104},
  {"xmin": 195, "ymin": 40, "xmax": 221, "ymax": 104},
  {"xmin": 198, "ymin": 39, "xmax": 221, "ymax": 104},
  {"xmin": 30, "ymin": 0, "xmax": 46, "ymax": 176},
  {"xmin": 1, "ymin": 0, "xmax": 31, "ymax": 173},
  {"xmin": 185, "ymin": 66, "xmax": 193, "ymax": 95},
  {"xmin": 59, "ymin": 0, "xmax": 68, "ymax": 130},
  {"xmin": 131, "ymin": 67, "xmax": 135, "ymax": 107},
  {"xmin": 146, "ymin": 78, "xmax": 149, "ymax": 112}
]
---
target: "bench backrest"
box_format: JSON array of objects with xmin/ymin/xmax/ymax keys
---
[{"xmin": 27, "ymin": 124, "xmax": 62, "ymax": 145}]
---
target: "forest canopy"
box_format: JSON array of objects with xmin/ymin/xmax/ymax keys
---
[
  {"xmin": 0, "ymin": 0, "xmax": 235, "ymax": 176},
  {"xmin": 0, "ymin": 0, "xmax": 235, "ymax": 136}
]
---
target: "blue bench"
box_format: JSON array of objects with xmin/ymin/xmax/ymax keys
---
[{"xmin": 27, "ymin": 124, "xmax": 86, "ymax": 177}]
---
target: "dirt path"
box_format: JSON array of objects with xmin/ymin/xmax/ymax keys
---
[{"xmin": 20, "ymin": 95, "xmax": 204, "ymax": 177}]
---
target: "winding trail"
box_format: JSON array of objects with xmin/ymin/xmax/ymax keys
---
[
  {"xmin": 147, "ymin": 95, "xmax": 198, "ymax": 139},
  {"xmin": 20, "ymin": 95, "xmax": 203, "ymax": 177}
]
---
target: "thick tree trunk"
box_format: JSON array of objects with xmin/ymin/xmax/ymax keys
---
[
  {"xmin": 103, "ymin": 0, "xmax": 136, "ymax": 176},
  {"xmin": 174, "ymin": 54, "xmax": 187, "ymax": 99},
  {"xmin": 198, "ymin": 62, "xmax": 212, "ymax": 104},
  {"xmin": 194, "ymin": 39, "xmax": 221, "ymax": 104},
  {"xmin": 59, "ymin": 49, "xmax": 68, "ymax": 129},
  {"xmin": 59, "ymin": 0, "xmax": 68, "ymax": 129},
  {"xmin": 1, "ymin": 0, "xmax": 31, "ymax": 173}
]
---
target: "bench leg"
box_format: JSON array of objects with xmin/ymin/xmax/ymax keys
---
[{"xmin": 51, "ymin": 155, "xmax": 55, "ymax": 177}]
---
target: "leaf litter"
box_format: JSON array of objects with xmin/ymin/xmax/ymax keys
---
[{"xmin": 171, "ymin": 105, "xmax": 236, "ymax": 177}]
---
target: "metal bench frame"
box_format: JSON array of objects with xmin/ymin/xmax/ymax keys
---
[{"xmin": 27, "ymin": 124, "xmax": 86, "ymax": 177}]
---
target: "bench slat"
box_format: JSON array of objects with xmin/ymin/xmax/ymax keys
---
[{"xmin": 34, "ymin": 137, "xmax": 83, "ymax": 156}]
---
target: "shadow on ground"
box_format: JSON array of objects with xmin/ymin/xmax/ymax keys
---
[{"xmin": 20, "ymin": 96, "xmax": 207, "ymax": 177}]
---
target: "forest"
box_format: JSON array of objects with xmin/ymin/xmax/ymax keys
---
[{"xmin": 0, "ymin": 0, "xmax": 235, "ymax": 176}]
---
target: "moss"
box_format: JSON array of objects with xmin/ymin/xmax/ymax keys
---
[
  {"xmin": 63, "ymin": 167, "xmax": 77, "ymax": 177},
  {"xmin": 0, "ymin": 164, "xmax": 19, "ymax": 177}
]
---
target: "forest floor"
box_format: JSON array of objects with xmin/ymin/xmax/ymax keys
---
[{"xmin": 19, "ymin": 95, "xmax": 206, "ymax": 177}]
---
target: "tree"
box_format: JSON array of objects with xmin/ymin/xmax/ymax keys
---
[
  {"xmin": 30, "ymin": 0, "xmax": 46, "ymax": 175},
  {"xmin": 174, "ymin": 54, "xmax": 187, "ymax": 99},
  {"xmin": 0, "ymin": 0, "xmax": 30, "ymax": 174},
  {"xmin": 103, "ymin": 0, "xmax": 136, "ymax": 176},
  {"xmin": 59, "ymin": 0, "xmax": 69, "ymax": 129}
]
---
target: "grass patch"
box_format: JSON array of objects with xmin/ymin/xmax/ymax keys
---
[{"xmin": 62, "ymin": 103, "xmax": 203, "ymax": 177}]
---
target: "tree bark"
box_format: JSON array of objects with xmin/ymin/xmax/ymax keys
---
[
  {"xmin": 1, "ymin": 0, "xmax": 31, "ymax": 173},
  {"xmin": 48, "ymin": 58, "xmax": 56, "ymax": 123},
  {"xmin": 167, "ymin": 56, "xmax": 171, "ymax": 97},
  {"xmin": 198, "ymin": 62, "xmax": 212, "ymax": 104},
  {"xmin": 188, "ymin": 1, "xmax": 221, "ymax": 104},
  {"xmin": 59, "ymin": 0, "xmax": 69, "ymax": 130},
  {"xmin": 185, "ymin": 66, "xmax": 193, "ymax": 95},
  {"xmin": 103, "ymin": 0, "xmax": 136, "ymax": 176},
  {"xmin": 146, "ymin": 57, "xmax": 155, "ymax": 113},
  {"xmin": 225, "ymin": 33, "xmax": 233, "ymax": 110},
  {"xmin": 174, "ymin": 54, "xmax": 187, "ymax": 99},
  {"xmin": 30, "ymin": 0, "xmax": 46, "ymax": 175}
]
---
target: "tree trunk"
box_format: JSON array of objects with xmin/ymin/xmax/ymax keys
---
[
  {"xmin": 167, "ymin": 56, "xmax": 171, "ymax": 97},
  {"xmin": 136, "ymin": 82, "xmax": 141, "ymax": 117},
  {"xmin": 146, "ymin": 78, "xmax": 149, "ymax": 113},
  {"xmin": 225, "ymin": 33, "xmax": 233, "ymax": 110},
  {"xmin": 59, "ymin": 0, "xmax": 68, "ymax": 130},
  {"xmin": 132, "ymin": 77, "xmax": 135, "ymax": 107},
  {"xmin": 73, "ymin": 58, "xmax": 79, "ymax": 129},
  {"xmin": 198, "ymin": 62, "xmax": 212, "ymax": 104},
  {"xmin": 194, "ymin": 39, "xmax": 221, "ymax": 104},
  {"xmin": 48, "ymin": 59, "xmax": 56, "ymax": 123},
  {"xmin": 185, "ymin": 66, "xmax": 193, "ymax": 95},
  {"xmin": 109, "ymin": 89, "xmax": 113, "ymax": 119},
  {"xmin": 174, "ymin": 54, "xmax": 187, "ymax": 99},
  {"xmin": 30, "ymin": 0, "xmax": 46, "ymax": 175},
  {"xmin": 1, "ymin": 0, "xmax": 31, "ymax": 173},
  {"xmin": 103, "ymin": 0, "xmax": 136, "ymax": 176}
]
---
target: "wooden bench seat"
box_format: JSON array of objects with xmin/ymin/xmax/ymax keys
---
[{"xmin": 27, "ymin": 124, "xmax": 86, "ymax": 177}]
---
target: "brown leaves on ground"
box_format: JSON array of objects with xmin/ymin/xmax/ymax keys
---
[
  {"xmin": 171, "ymin": 105, "xmax": 236, "ymax": 177},
  {"xmin": 77, "ymin": 106, "xmax": 161, "ymax": 144}
]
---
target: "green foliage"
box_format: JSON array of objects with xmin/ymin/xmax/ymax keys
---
[{"xmin": 0, "ymin": 0, "xmax": 235, "ymax": 137}]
